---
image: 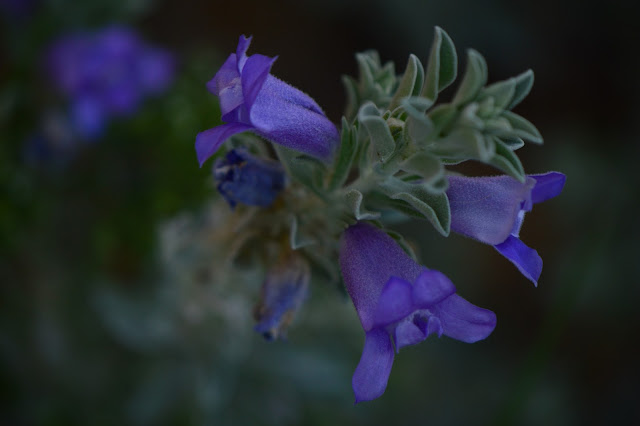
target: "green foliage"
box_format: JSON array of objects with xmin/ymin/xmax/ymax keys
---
[{"xmin": 327, "ymin": 25, "xmax": 544, "ymax": 227}]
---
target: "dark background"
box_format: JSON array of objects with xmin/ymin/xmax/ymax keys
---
[{"xmin": 2, "ymin": 0, "xmax": 639, "ymax": 424}]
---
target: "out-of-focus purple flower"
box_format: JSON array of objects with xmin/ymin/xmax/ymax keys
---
[
  {"xmin": 253, "ymin": 251, "xmax": 310, "ymax": 341},
  {"xmin": 195, "ymin": 35, "xmax": 339, "ymax": 166},
  {"xmin": 447, "ymin": 172, "xmax": 566, "ymax": 285},
  {"xmin": 214, "ymin": 148, "xmax": 286, "ymax": 208},
  {"xmin": 46, "ymin": 26, "xmax": 175, "ymax": 140},
  {"xmin": 340, "ymin": 222, "xmax": 496, "ymax": 402}
]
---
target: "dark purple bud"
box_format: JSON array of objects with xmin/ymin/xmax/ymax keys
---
[{"xmin": 213, "ymin": 149, "xmax": 286, "ymax": 208}]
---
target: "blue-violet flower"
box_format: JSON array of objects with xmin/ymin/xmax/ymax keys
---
[
  {"xmin": 214, "ymin": 149, "xmax": 286, "ymax": 208},
  {"xmin": 195, "ymin": 35, "xmax": 339, "ymax": 166},
  {"xmin": 253, "ymin": 251, "xmax": 310, "ymax": 341},
  {"xmin": 447, "ymin": 172, "xmax": 566, "ymax": 285},
  {"xmin": 46, "ymin": 26, "xmax": 175, "ymax": 139},
  {"xmin": 340, "ymin": 222, "xmax": 496, "ymax": 402}
]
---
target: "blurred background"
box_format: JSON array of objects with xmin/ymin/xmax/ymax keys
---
[{"xmin": 1, "ymin": 0, "xmax": 639, "ymax": 425}]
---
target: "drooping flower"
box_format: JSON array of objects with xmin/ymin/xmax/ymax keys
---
[
  {"xmin": 446, "ymin": 172, "xmax": 566, "ymax": 285},
  {"xmin": 195, "ymin": 35, "xmax": 339, "ymax": 166},
  {"xmin": 214, "ymin": 149, "xmax": 286, "ymax": 208},
  {"xmin": 253, "ymin": 251, "xmax": 310, "ymax": 341},
  {"xmin": 46, "ymin": 26, "xmax": 175, "ymax": 139},
  {"xmin": 340, "ymin": 222, "xmax": 496, "ymax": 402}
]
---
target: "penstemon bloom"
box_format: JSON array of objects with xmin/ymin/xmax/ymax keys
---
[
  {"xmin": 46, "ymin": 26, "xmax": 175, "ymax": 139},
  {"xmin": 186, "ymin": 28, "xmax": 566, "ymax": 404},
  {"xmin": 447, "ymin": 172, "xmax": 566, "ymax": 285},
  {"xmin": 195, "ymin": 35, "xmax": 339, "ymax": 166},
  {"xmin": 214, "ymin": 149, "xmax": 286, "ymax": 208},
  {"xmin": 340, "ymin": 222, "xmax": 496, "ymax": 402}
]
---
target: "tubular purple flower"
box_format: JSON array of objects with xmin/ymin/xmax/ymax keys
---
[
  {"xmin": 46, "ymin": 27, "xmax": 176, "ymax": 139},
  {"xmin": 340, "ymin": 222, "xmax": 496, "ymax": 403},
  {"xmin": 253, "ymin": 251, "xmax": 310, "ymax": 341},
  {"xmin": 195, "ymin": 35, "xmax": 339, "ymax": 166},
  {"xmin": 446, "ymin": 172, "xmax": 566, "ymax": 285}
]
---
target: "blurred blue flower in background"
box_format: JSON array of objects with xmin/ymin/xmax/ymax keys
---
[
  {"xmin": 253, "ymin": 251, "xmax": 310, "ymax": 341},
  {"xmin": 196, "ymin": 35, "xmax": 339, "ymax": 166},
  {"xmin": 447, "ymin": 172, "xmax": 566, "ymax": 285},
  {"xmin": 340, "ymin": 222, "xmax": 496, "ymax": 402},
  {"xmin": 214, "ymin": 148, "xmax": 286, "ymax": 208},
  {"xmin": 46, "ymin": 26, "xmax": 175, "ymax": 140}
]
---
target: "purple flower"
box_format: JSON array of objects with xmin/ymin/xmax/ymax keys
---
[
  {"xmin": 340, "ymin": 222, "xmax": 496, "ymax": 402},
  {"xmin": 195, "ymin": 35, "xmax": 339, "ymax": 166},
  {"xmin": 253, "ymin": 251, "xmax": 310, "ymax": 341},
  {"xmin": 447, "ymin": 172, "xmax": 566, "ymax": 285},
  {"xmin": 46, "ymin": 26, "xmax": 175, "ymax": 139},
  {"xmin": 214, "ymin": 149, "xmax": 286, "ymax": 208}
]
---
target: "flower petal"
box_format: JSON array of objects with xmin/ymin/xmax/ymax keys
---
[
  {"xmin": 241, "ymin": 53, "xmax": 277, "ymax": 113},
  {"xmin": 235, "ymin": 35, "xmax": 252, "ymax": 71},
  {"xmin": 340, "ymin": 223, "xmax": 425, "ymax": 331},
  {"xmin": 195, "ymin": 122, "xmax": 253, "ymax": 166},
  {"xmin": 435, "ymin": 294, "xmax": 496, "ymax": 343},
  {"xmin": 207, "ymin": 54, "xmax": 243, "ymax": 116},
  {"xmin": 352, "ymin": 328, "xmax": 395, "ymax": 403},
  {"xmin": 494, "ymin": 235, "xmax": 543, "ymax": 285},
  {"xmin": 373, "ymin": 277, "xmax": 414, "ymax": 327},
  {"xmin": 530, "ymin": 172, "xmax": 566, "ymax": 205},
  {"xmin": 412, "ymin": 269, "xmax": 456, "ymax": 308},
  {"xmin": 447, "ymin": 175, "xmax": 536, "ymax": 245},
  {"xmin": 249, "ymin": 80, "xmax": 339, "ymax": 160},
  {"xmin": 394, "ymin": 320, "xmax": 426, "ymax": 352}
]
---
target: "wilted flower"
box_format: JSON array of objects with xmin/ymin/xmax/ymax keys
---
[
  {"xmin": 195, "ymin": 35, "xmax": 339, "ymax": 166},
  {"xmin": 46, "ymin": 26, "xmax": 175, "ymax": 139},
  {"xmin": 447, "ymin": 172, "xmax": 566, "ymax": 285},
  {"xmin": 253, "ymin": 251, "xmax": 310, "ymax": 341},
  {"xmin": 214, "ymin": 149, "xmax": 286, "ymax": 208},
  {"xmin": 340, "ymin": 222, "xmax": 496, "ymax": 402}
]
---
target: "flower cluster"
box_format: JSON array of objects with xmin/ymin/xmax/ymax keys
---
[
  {"xmin": 195, "ymin": 31, "xmax": 566, "ymax": 403},
  {"xmin": 46, "ymin": 26, "xmax": 175, "ymax": 140}
]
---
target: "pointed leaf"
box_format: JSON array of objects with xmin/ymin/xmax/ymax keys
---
[
  {"xmin": 452, "ymin": 50, "xmax": 488, "ymax": 106},
  {"xmin": 502, "ymin": 110, "xmax": 543, "ymax": 143},
  {"xmin": 400, "ymin": 152, "xmax": 444, "ymax": 185},
  {"xmin": 506, "ymin": 69, "xmax": 534, "ymax": 110},
  {"xmin": 480, "ymin": 77, "xmax": 516, "ymax": 111},
  {"xmin": 358, "ymin": 102, "xmax": 396, "ymax": 162},
  {"xmin": 422, "ymin": 26, "xmax": 458, "ymax": 101},
  {"xmin": 389, "ymin": 54, "xmax": 425, "ymax": 110},
  {"xmin": 344, "ymin": 189, "xmax": 381, "ymax": 220},
  {"xmin": 328, "ymin": 117, "xmax": 359, "ymax": 190},
  {"xmin": 289, "ymin": 216, "xmax": 316, "ymax": 249},
  {"xmin": 402, "ymin": 97, "xmax": 434, "ymax": 142},
  {"xmin": 487, "ymin": 137, "xmax": 525, "ymax": 182},
  {"xmin": 380, "ymin": 178, "xmax": 451, "ymax": 236}
]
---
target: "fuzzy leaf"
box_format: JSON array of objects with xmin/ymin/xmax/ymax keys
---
[
  {"xmin": 344, "ymin": 189, "xmax": 381, "ymax": 220},
  {"xmin": 274, "ymin": 145, "xmax": 325, "ymax": 195},
  {"xmin": 289, "ymin": 216, "xmax": 316, "ymax": 249},
  {"xmin": 506, "ymin": 69, "xmax": 534, "ymax": 110},
  {"xmin": 422, "ymin": 26, "xmax": 458, "ymax": 102},
  {"xmin": 402, "ymin": 97, "xmax": 434, "ymax": 142},
  {"xmin": 379, "ymin": 177, "xmax": 451, "ymax": 236},
  {"xmin": 358, "ymin": 102, "xmax": 396, "ymax": 162},
  {"xmin": 487, "ymin": 137, "xmax": 526, "ymax": 182},
  {"xmin": 480, "ymin": 78, "xmax": 516, "ymax": 111},
  {"xmin": 399, "ymin": 152, "xmax": 444, "ymax": 186},
  {"xmin": 428, "ymin": 104, "xmax": 458, "ymax": 136},
  {"xmin": 389, "ymin": 54, "xmax": 425, "ymax": 110},
  {"xmin": 328, "ymin": 117, "xmax": 359, "ymax": 191},
  {"xmin": 452, "ymin": 50, "xmax": 488, "ymax": 106},
  {"xmin": 502, "ymin": 110, "xmax": 543, "ymax": 143},
  {"xmin": 431, "ymin": 128, "xmax": 495, "ymax": 162}
]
